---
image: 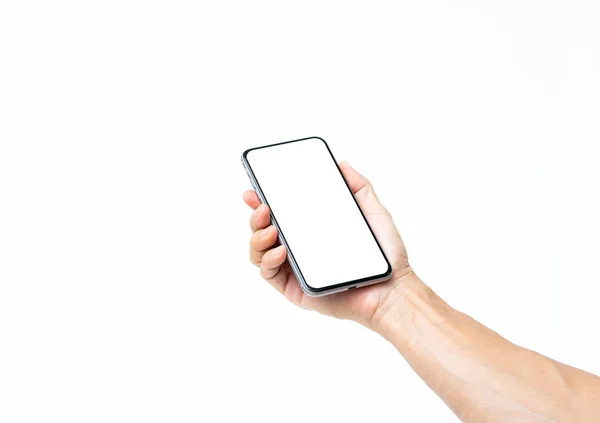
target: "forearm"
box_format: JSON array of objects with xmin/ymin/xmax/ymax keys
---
[{"xmin": 372, "ymin": 272, "xmax": 600, "ymax": 422}]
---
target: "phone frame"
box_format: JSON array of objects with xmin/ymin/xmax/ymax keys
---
[{"xmin": 242, "ymin": 136, "xmax": 392, "ymax": 296}]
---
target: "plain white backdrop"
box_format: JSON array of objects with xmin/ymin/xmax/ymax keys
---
[{"xmin": 1, "ymin": 1, "xmax": 599, "ymax": 422}]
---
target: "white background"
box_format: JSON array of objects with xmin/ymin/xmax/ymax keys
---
[{"xmin": 0, "ymin": 1, "xmax": 599, "ymax": 422}]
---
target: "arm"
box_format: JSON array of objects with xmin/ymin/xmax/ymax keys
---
[
  {"xmin": 373, "ymin": 272, "xmax": 600, "ymax": 422},
  {"xmin": 243, "ymin": 161, "xmax": 600, "ymax": 423}
]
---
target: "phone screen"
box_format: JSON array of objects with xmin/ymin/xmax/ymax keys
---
[{"xmin": 244, "ymin": 138, "xmax": 390, "ymax": 291}]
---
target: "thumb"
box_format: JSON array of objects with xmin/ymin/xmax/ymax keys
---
[{"xmin": 338, "ymin": 161, "xmax": 387, "ymax": 216}]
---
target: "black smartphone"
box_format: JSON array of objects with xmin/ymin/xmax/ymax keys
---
[{"xmin": 242, "ymin": 137, "xmax": 392, "ymax": 296}]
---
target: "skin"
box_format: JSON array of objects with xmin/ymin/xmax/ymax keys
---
[{"xmin": 243, "ymin": 161, "xmax": 600, "ymax": 422}]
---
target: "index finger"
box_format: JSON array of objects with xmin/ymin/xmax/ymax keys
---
[{"xmin": 242, "ymin": 190, "xmax": 261, "ymax": 210}]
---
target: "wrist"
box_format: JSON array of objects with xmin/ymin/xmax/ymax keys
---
[{"xmin": 368, "ymin": 268, "xmax": 441, "ymax": 344}]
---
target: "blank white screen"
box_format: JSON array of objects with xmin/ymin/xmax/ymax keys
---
[{"xmin": 246, "ymin": 138, "xmax": 389, "ymax": 289}]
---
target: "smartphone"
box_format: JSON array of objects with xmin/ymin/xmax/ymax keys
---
[{"xmin": 242, "ymin": 137, "xmax": 392, "ymax": 296}]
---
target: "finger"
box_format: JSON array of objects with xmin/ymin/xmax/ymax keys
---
[
  {"xmin": 339, "ymin": 161, "xmax": 387, "ymax": 216},
  {"xmin": 249, "ymin": 203, "xmax": 271, "ymax": 232},
  {"xmin": 260, "ymin": 245, "xmax": 287, "ymax": 280},
  {"xmin": 243, "ymin": 190, "xmax": 261, "ymax": 210},
  {"xmin": 338, "ymin": 160, "xmax": 370, "ymax": 194},
  {"xmin": 250, "ymin": 225, "xmax": 278, "ymax": 266}
]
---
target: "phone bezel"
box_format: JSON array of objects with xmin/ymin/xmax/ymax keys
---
[{"xmin": 242, "ymin": 136, "xmax": 393, "ymax": 296}]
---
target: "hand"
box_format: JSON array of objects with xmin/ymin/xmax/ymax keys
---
[{"xmin": 243, "ymin": 161, "xmax": 414, "ymax": 328}]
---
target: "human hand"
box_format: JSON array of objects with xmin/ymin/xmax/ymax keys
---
[{"xmin": 243, "ymin": 161, "xmax": 415, "ymax": 329}]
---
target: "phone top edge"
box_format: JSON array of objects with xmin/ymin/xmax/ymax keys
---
[{"xmin": 241, "ymin": 136, "xmax": 326, "ymax": 161}]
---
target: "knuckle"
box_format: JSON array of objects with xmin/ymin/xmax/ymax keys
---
[
  {"xmin": 249, "ymin": 230, "xmax": 260, "ymax": 247},
  {"xmin": 260, "ymin": 263, "xmax": 278, "ymax": 280},
  {"xmin": 249, "ymin": 250, "xmax": 261, "ymax": 267},
  {"xmin": 259, "ymin": 267, "xmax": 268, "ymax": 279},
  {"xmin": 259, "ymin": 263, "xmax": 270, "ymax": 279}
]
